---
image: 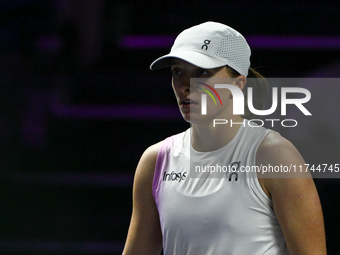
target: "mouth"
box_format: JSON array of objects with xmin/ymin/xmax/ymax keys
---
[
  {"xmin": 179, "ymin": 98, "xmax": 198, "ymax": 110},
  {"xmin": 180, "ymin": 98, "xmax": 197, "ymax": 105}
]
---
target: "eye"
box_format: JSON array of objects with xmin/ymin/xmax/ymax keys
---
[
  {"xmin": 197, "ymin": 69, "xmax": 208, "ymax": 76},
  {"xmin": 171, "ymin": 68, "xmax": 181, "ymax": 76}
]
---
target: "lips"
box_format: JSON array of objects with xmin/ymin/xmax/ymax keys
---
[
  {"xmin": 180, "ymin": 98, "xmax": 197, "ymax": 105},
  {"xmin": 179, "ymin": 98, "xmax": 198, "ymax": 110}
]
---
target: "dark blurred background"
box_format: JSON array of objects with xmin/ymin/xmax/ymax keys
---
[{"xmin": 0, "ymin": 0, "xmax": 339, "ymax": 254}]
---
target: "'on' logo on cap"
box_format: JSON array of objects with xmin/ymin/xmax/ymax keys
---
[{"xmin": 201, "ymin": 40, "xmax": 211, "ymax": 50}]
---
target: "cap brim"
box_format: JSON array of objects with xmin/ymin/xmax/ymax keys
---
[{"xmin": 150, "ymin": 50, "xmax": 226, "ymax": 70}]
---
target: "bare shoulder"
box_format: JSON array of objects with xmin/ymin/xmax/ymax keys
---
[
  {"xmin": 257, "ymin": 131, "xmax": 301, "ymax": 162},
  {"xmin": 139, "ymin": 141, "xmax": 164, "ymax": 167},
  {"xmin": 134, "ymin": 140, "xmax": 164, "ymax": 185},
  {"xmin": 256, "ymin": 131, "xmax": 308, "ymax": 177},
  {"xmin": 256, "ymin": 131, "xmax": 311, "ymax": 197}
]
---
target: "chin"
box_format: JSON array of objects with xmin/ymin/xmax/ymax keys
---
[{"xmin": 183, "ymin": 114, "xmax": 212, "ymax": 127}]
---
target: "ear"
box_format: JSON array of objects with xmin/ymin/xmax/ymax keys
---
[{"xmin": 234, "ymin": 76, "xmax": 247, "ymax": 90}]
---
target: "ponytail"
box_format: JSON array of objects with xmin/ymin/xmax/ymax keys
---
[
  {"xmin": 243, "ymin": 68, "xmax": 268, "ymax": 119},
  {"xmin": 226, "ymin": 66, "xmax": 268, "ymax": 119}
]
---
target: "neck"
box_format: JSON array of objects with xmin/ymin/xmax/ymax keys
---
[{"xmin": 191, "ymin": 115, "xmax": 244, "ymax": 152}]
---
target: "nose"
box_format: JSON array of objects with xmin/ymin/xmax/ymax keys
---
[{"xmin": 173, "ymin": 73, "xmax": 190, "ymax": 94}]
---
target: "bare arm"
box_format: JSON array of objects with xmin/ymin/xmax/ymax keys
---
[
  {"xmin": 122, "ymin": 142, "xmax": 163, "ymax": 255},
  {"xmin": 257, "ymin": 132, "xmax": 326, "ymax": 255}
]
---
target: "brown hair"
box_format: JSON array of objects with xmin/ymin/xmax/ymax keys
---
[{"xmin": 226, "ymin": 66, "xmax": 268, "ymax": 119}]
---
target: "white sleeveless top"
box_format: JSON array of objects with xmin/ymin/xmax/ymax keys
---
[{"xmin": 153, "ymin": 124, "xmax": 289, "ymax": 255}]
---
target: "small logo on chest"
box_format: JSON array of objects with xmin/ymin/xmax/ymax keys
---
[{"xmin": 229, "ymin": 161, "xmax": 240, "ymax": 181}]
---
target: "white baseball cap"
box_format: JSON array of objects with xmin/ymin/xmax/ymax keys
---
[{"xmin": 150, "ymin": 21, "xmax": 251, "ymax": 77}]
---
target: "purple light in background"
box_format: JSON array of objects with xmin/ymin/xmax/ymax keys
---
[
  {"xmin": 120, "ymin": 35, "xmax": 175, "ymax": 48},
  {"xmin": 13, "ymin": 172, "xmax": 134, "ymax": 187},
  {"xmin": 0, "ymin": 240, "xmax": 124, "ymax": 253},
  {"xmin": 247, "ymin": 36, "xmax": 340, "ymax": 49},
  {"xmin": 120, "ymin": 35, "xmax": 340, "ymax": 49},
  {"xmin": 50, "ymin": 102, "xmax": 181, "ymax": 120}
]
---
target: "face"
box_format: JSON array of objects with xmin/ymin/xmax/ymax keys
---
[{"xmin": 170, "ymin": 58, "xmax": 244, "ymax": 125}]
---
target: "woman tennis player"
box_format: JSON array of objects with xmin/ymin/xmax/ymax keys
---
[{"xmin": 122, "ymin": 21, "xmax": 326, "ymax": 255}]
